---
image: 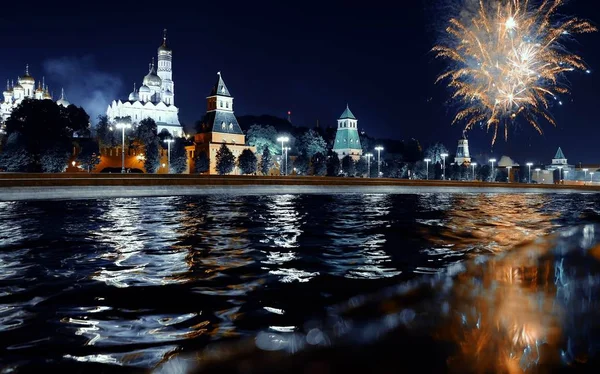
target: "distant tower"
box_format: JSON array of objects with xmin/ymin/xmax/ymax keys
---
[
  {"xmin": 287, "ymin": 111, "xmax": 291, "ymax": 123},
  {"xmin": 333, "ymin": 104, "xmax": 362, "ymax": 161},
  {"xmin": 157, "ymin": 28, "xmax": 174, "ymax": 105},
  {"xmin": 454, "ymin": 131, "xmax": 471, "ymax": 165},
  {"xmin": 551, "ymin": 147, "xmax": 568, "ymax": 166}
]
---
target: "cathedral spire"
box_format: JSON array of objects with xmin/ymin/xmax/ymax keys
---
[
  {"xmin": 6, "ymin": 80, "xmax": 9, "ymax": 90},
  {"xmin": 25, "ymin": 64, "xmax": 29, "ymax": 76},
  {"xmin": 42, "ymin": 76, "xmax": 46, "ymax": 90},
  {"xmin": 133, "ymin": 82, "xmax": 136, "ymax": 92},
  {"xmin": 60, "ymin": 88, "xmax": 66, "ymax": 100},
  {"xmin": 163, "ymin": 28, "xmax": 167, "ymax": 44}
]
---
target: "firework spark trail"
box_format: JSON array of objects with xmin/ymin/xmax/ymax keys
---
[{"xmin": 434, "ymin": 0, "xmax": 596, "ymax": 144}]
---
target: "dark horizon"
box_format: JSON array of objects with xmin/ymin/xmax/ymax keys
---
[{"xmin": 1, "ymin": 0, "xmax": 599, "ymax": 164}]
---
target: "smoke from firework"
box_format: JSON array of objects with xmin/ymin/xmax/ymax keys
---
[{"xmin": 43, "ymin": 56, "xmax": 123, "ymax": 123}]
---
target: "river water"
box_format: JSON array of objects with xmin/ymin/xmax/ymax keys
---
[{"xmin": 1, "ymin": 193, "xmax": 600, "ymax": 372}]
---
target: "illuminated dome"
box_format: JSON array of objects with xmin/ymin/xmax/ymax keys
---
[
  {"xmin": 43, "ymin": 88, "xmax": 52, "ymax": 99},
  {"xmin": 13, "ymin": 84, "xmax": 24, "ymax": 92},
  {"xmin": 35, "ymin": 83, "xmax": 44, "ymax": 95},
  {"xmin": 158, "ymin": 29, "xmax": 172, "ymax": 53},
  {"xmin": 19, "ymin": 65, "xmax": 35, "ymax": 85},
  {"xmin": 57, "ymin": 88, "xmax": 70, "ymax": 107},
  {"xmin": 3, "ymin": 81, "xmax": 12, "ymax": 96},
  {"xmin": 139, "ymin": 85, "xmax": 151, "ymax": 93},
  {"xmin": 128, "ymin": 83, "xmax": 139, "ymax": 101},
  {"xmin": 143, "ymin": 72, "xmax": 162, "ymax": 87}
]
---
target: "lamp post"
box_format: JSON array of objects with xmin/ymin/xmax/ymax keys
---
[
  {"xmin": 583, "ymin": 168, "xmax": 589, "ymax": 183},
  {"xmin": 564, "ymin": 170, "xmax": 569, "ymax": 182},
  {"xmin": 375, "ymin": 146, "xmax": 384, "ymax": 178},
  {"xmin": 489, "ymin": 158, "xmax": 497, "ymax": 182},
  {"xmin": 366, "ymin": 153, "xmax": 373, "ymax": 178},
  {"xmin": 424, "ymin": 158, "xmax": 431, "ymax": 180},
  {"xmin": 507, "ymin": 166, "xmax": 512, "ymax": 183},
  {"xmin": 284, "ymin": 146, "xmax": 290, "ymax": 176},
  {"xmin": 441, "ymin": 153, "xmax": 448, "ymax": 180},
  {"xmin": 277, "ymin": 136, "xmax": 289, "ymax": 176},
  {"xmin": 591, "ymin": 172, "xmax": 595, "ymax": 184},
  {"xmin": 471, "ymin": 162, "xmax": 477, "ymax": 181},
  {"xmin": 164, "ymin": 138, "xmax": 174, "ymax": 174},
  {"xmin": 526, "ymin": 162, "xmax": 533, "ymax": 183},
  {"xmin": 535, "ymin": 168, "xmax": 541, "ymax": 183},
  {"xmin": 114, "ymin": 121, "xmax": 132, "ymax": 173}
]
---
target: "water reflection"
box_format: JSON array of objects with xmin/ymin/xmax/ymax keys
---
[
  {"xmin": 324, "ymin": 194, "xmax": 400, "ymax": 280},
  {"xmin": 419, "ymin": 194, "xmax": 561, "ymax": 256}
]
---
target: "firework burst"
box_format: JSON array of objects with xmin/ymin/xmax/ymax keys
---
[{"xmin": 434, "ymin": 0, "xmax": 596, "ymax": 144}]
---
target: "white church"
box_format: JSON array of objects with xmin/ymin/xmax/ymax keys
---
[
  {"xmin": 1, "ymin": 65, "xmax": 70, "ymax": 124},
  {"xmin": 106, "ymin": 30, "xmax": 183, "ymax": 137}
]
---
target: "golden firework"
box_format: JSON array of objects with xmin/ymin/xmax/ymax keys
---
[{"xmin": 434, "ymin": 0, "xmax": 596, "ymax": 144}]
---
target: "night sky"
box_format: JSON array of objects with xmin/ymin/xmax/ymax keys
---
[{"xmin": 1, "ymin": 0, "xmax": 599, "ymax": 164}]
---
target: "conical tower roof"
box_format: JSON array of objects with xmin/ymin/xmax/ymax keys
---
[
  {"xmin": 339, "ymin": 104, "xmax": 356, "ymax": 120},
  {"xmin": 210, "ymin": 72, "xmax": 231, "ymax": 97},
  {"xmin": 554, "ymin": 147, "xmax": 566, "ymax": 160}
]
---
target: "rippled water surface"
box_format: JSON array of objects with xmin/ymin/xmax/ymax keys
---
[{"xmin": 1, "ymin": 193, "xmax": 600, "ymax": 371}]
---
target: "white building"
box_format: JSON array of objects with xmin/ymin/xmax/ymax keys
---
[
  {"xmin": 453, "ymin": 133, "xmax": 471, "ymax": 165},
  {"xmin": 1, "ymin": 65, "xmax": 70, "ymax": 125},
  {"xmin": 106, "ymin": 30, "xmax": 182, "ymax": 137}
]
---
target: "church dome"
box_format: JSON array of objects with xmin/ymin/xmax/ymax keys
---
[
  {"xmin": 129, "ymin": 91, "xmax": 139, "ymax": 101},
  {"xmin": 19, "ymin": 74, "xmax": 34, "ymax": 85},
  {"xmin": 158, "ymin": 29, "xmax": 172, "ymax": 53},
  {"xmin": 13, "ymin": 84, "xmax": 24, "ymax": 92},
  {"xmin": 139, "ymin": 85, "xmax": 151, "ymax": 93},
  {"xmin": 143, "ymin": 72, "xmax": 162, "ymax": 87},
  {"xmin": 43, "ymin": 89, "xmax": 52, "ymax": 99},
  {"xmin": 57, "ymin": 97, "xmax": 70, "ymax": 107}
]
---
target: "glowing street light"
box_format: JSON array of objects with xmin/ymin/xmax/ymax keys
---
[
  {"xmin": 424, "ymin": 158, "xmax": 431, "ymax": 180},
  {"xmin": 583, "ymin": 168, "xmax": 589, "ymax": 183},
  {"xmin": 591, "ymin": 172, "xmax": 595, "ymax": 184},
  {"xmin": 489, "ymin": 158, "xmax": 497, "ymax": 182},
  {"xmin": 164, "ymin": 138, "xmax": 174, "ymax": 174},
  {"xmin": 365, "ymin": 153, "xmax": 373, "ymax": 178},
  {"xmin": 471, "ymin": 162, "xmax": 477, "ymax": 181},
  {"xmin": 535, "ymin": 168, "xmax": 541, "ymax": 183},
  {"xmin": 113, "ymin": 119, "xmax": 132, "ymax": 173},
  {"xmin": 277, "ymin": 136, "xmax": 289, "ymax": 176},
  {"xmin": 375, "ymin": 146, "xmax": 384, "ymax": 178},
  {"xmin": 441, "ymin": 153, "xmax": 448, "ymax": 180},
  {"xmin": 526, "ymin": 162, "xmax": 533, "ymax": 183},
  {"xmin": 507, "ymin": 166, "xmax": 512, "ymax": 183}
]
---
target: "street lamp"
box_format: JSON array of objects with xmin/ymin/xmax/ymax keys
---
[
  {"xmin": 489, "ymin": 158, "xmax": 497, "ymax": 182},
  {"xmin": 507, "ymin": 166, "xmax": 512, "ymax": 183},
  {"xmin": 535, "ymin": 168, "xmax": 541, "ymax": 183},
  {"xmin": 583, "ymin": 168, "xmax": 589, "ymax": 183},
  {"xmin": 591, "ymin": 172, "xmax": 595, "ymax": 184},
  {"xmin": 441, "ymin": 153, "xmax": 448, "ymax": 180},
  {"xmin": 471, "ymin": 162, "xmax": 477, "ymax": 181},
  {"xmin": 375, "ymin": 146, "xmax": 384, "ymax": 177},
  {"xmin": 277, "ymin": 136, "xmax": 289, "ymax": 176},
  {"xmin": 424, "ymin": 158, "xmax": 431, "ymax": 180},
  {"xmin": 564, "ymin": 170, "xmax": 569, "ymax": 182},
  {"xmin": 284, "ymin": 146, "xmax": 290, "ymax": 175},
  {"xmin": 164, "ymin": 138, "xmax": 174, "ymax": 174},
  {"xmin": 526, "ymin": 162, "xmax": 533, "ymax": 183},
  {"xmin": 366, "ymin": 153, "xmax": 373, "ymax": 178},
  {"xmin": 114, "ymin": 120, "xmax": 132, "ymax": 173}
]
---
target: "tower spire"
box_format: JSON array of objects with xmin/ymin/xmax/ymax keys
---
[
  {"xmin": 61, "ymin": 87, "xmax": 66, "ymax": 99},
  {"xmin": 133, "ymin": 82, "xmax": 136, "ymax": 92},
  {"xmin": 6, "ymin": 80, "xmax": 9, "ymax": 90},
  {"xmin": 163, "ymin": 28, "xmax": 167, "ymax": 44},
  {"xmin": 25, "ymin": 64, "xmax": 29, "ymax": 75},
  {"xmin": 42, "ymin": 76, "xmax": 45, "ymax": 90}
]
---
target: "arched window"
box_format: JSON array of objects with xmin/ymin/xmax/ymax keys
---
[
  {"xmin": 222, "ymin": 122, "xmax": 226, "ymax": 130},
  {"xmin": 229, "ymin": 123, "xmax": 233, "ymax": 130},
  {"xmin": 226, "ymin": 102, "xmax": 229, "ymax": 109},
  {"xmin": 219, "ymin": 101, "xmax": 223, "ymax": 108}
]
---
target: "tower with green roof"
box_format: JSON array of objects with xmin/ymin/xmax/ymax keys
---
[{"xmin": 333, "ymin": 105, "xmax": 362, "ymax": 161}]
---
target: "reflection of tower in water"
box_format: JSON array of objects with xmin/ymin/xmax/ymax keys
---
[{"xmin": 419, "ymin": 193, "xmax": 560, "ymax": 255}]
